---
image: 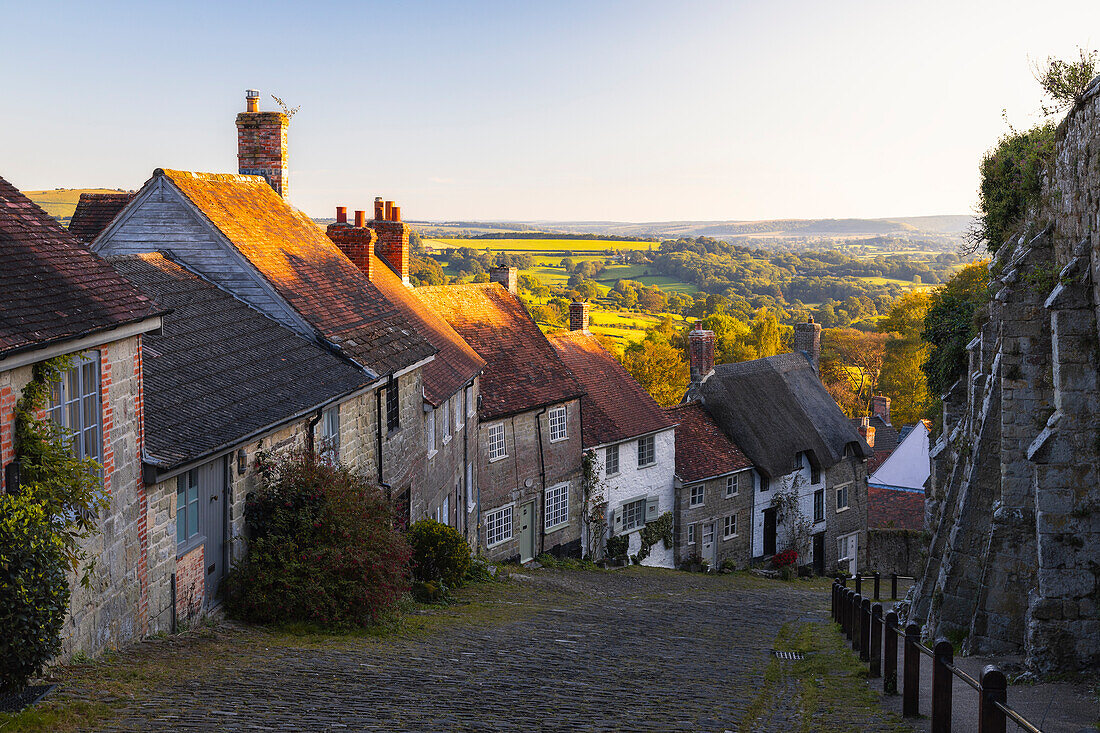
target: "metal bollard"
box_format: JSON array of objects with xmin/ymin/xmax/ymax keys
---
[
  {"xmin": 903, "ymin": 623, "xmax": 920, "ymax": 717},
  {"xmin": 873, "ymin": 571, "xmax": 881, "ymax": 600},
  {"xmin": 869, "ymin": 603, "xmax": 882, "ymax": 678},
  {"xmin": 852, "ymin": 593, "xmax": 862, "ymax": 653},
  {"xmin": 978, "ymin": 665, "xmax": 1007, "ymax": 733},
  {"xmin": 860, "ymin": 598, "xmax": 871, "ymax": 662},
  {"xmin": 932, "ymin": 638, "xmax": 953, "ymax": 733},
  {"xmin": 884, "ymin": 611, "xmax": 898, "ymax": 694}
]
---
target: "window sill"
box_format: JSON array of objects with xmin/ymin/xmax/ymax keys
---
[
  {"xmin": 176, "ymin": 534, "xmax": 206, "ymax": 559},
  {"xmin": 486, "ymin": 536, "xmax": 512, "ymax": 549},
  {"xmin": 544, "ymin": 521, "xmax": 570, "ymax": 534},
  {"xmin": 724, "ymin": 534, "xmax": 738, "ymax": 541},
  {"xmin": 725, "ymin": 493, "xmax": 738, "ymax": 499},
  {"xmin": 637, "ymin": 462, "xmax": 657, "ymax": 470},
  {"xmin": 689, "ymin": 502, "xmax": 704, "ymax": 509},
  {"xmin": 488, "ymin": 454, "xmax": 508, "ymax": 463},
  {"xmin": 836, "ymin": 506, "xmax": 850, "ymax": 514},
  {"xmin": 427, "ymin": 449, "xmax": 438, "ymax": 460},
  {"xmin": 549, "ymin": 436, "xmax": 568, "ymax": 444},
  {"xmin": 606, "ymin": 471, "xmax": 620, "ymax": 479},
  {"xmin": 814, "ymin": 518, "xmax": 825, "ymax": 524},
  {"xmin": 443, "ymin": 436, "xmax": 452, "ymax": 445}
]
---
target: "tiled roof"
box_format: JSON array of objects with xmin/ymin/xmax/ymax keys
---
[
  {"xmin": 867, "ymin": 449, "xmax": 893, "ymax": 474},
  {"xmin": 369, "ymin": 254, "xmax": 484, "ymax": 406},
  {"xmin": 413, "ymin": 283, "xmax": 583, "ymax": 419},
  {"xmin": 0, "ymin": 175, "xmax": 161, "ymax": 360},
  {"xmin": 108, "ymin": 253, "xmax": 369, "ymax": 469},
  {"xmin": 849, "ymin": 415, "xmax": 899, "ymax": 453},
  {"xmin": 689, "ymin": 352, "xmax": 872, "ymax": 479},
  {"xmin": 158, "ymin": 169, "xmax": 435, "ymax": 377},
  {"xmin": 67, "ymin": 192, "xmax": 134, "ymax": 243},
  {"xmin": 868, "ymin": 486, "xmax": 925, "ymax": 531},
  {"xmin": 664, "ymin": 402, "xmax": 753, "ymax": 483},
  {"xmin": 548, "ymin": 330, "xmax": 674, "ymax": 448}
]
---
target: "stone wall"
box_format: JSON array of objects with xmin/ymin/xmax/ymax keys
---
[
  {"xmin": 864, "ymin": 529, "xmax": 928, "ymax": 578},
  {"xmin": 914, "ymin": 77, "xmax": 1100, "ymax": 673},
  {"xmin": 676, "ymin": 468, "xmax": 753, "ymax": 569}
]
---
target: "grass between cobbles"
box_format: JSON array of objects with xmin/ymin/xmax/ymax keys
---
[{"xmin": 739, "ymin": 620, "xmax": 912, "ymax": 732}]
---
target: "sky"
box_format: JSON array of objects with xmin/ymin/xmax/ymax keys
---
[{"xmin": 1, "ymin": 0, "xmax": 1098, "ymax": 222}]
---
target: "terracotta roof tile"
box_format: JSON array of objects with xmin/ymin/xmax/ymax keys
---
[
  {"xmin": 412, "ymin": 283, "xmax": 583, "ymax": 419},
  {"xmin": 108, "ymin": 253, "xmax": 369, "ymax": 469},
  {"xmin": 68, "ymin": 192, "xmax": 134, "ymax": 243},
  {"xmin": 158, "ymin": 169, "xmax": 435, "ymax": 376},
  {"xmin": 548, "ymin": 330, "xmax": 674, "ymax": 448},
  {"xmin": 868, "ymin": 486, "xmax": 925, "ymax": 530},
  {"xmin": 369, "ymin": 255, "xmax": 484, "ymax": 405},
  {"xmin": 0, "ymin": 175, "xmax": 162, "ymax": 359},
  {"xmin": 665, "ymin": 402, "xmax": 753, "ymax": 483}
]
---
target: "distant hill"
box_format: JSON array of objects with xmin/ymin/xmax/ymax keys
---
[{"xmin": 25, "ymin": 188, "xmax": 135, "ymax": 222}]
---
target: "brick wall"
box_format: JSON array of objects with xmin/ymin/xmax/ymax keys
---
[{"xmin": 175, "ymin": 545, "xmax": 205, "ymax": 625}]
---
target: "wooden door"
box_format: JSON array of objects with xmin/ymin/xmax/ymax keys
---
[
  {"xmin": 199, "ymin": 457, "xmax": 227, "ymax": 604},
  {"xmin": 813, "ymin": 532, "xmax": 825, "ymax": 576},
  {"xmin": 763, "ymin": 508, "xmax": 777, "ymax": 557},
  {"xmin": 518, "ymin": 501, "xmax": 535, "ymax": 562}
]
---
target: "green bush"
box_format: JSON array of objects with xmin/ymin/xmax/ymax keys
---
[
  {"xmin": 407, "ymin": 519, "xmax": 471, "ymax": 588},
  {"xmin": 0, "ymin": 494, "xmax": 70, "ymax": 691},
  {"xmin": 972, "ymin": 123, "xmax": 1056, "ymax": 253},
  {"xmin": 223, "ymin": 451, "xmax": 411, "ymax": 628},
  {"xmin": 606, "ymin": 534, "xmax": 629, "ymax": 559}
]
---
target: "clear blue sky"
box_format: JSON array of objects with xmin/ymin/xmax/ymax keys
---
[{"xmin": 2, "ymin": 0, "xmax": 1097, "ymax": 221}]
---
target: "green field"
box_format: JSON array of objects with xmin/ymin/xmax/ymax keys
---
[
  {"xmin": 425, "ymin": 237, "xmax": 659, "ymax": 254},
  {"xmin": 26, "ymin": 188, "xmax": 133, "ymax": 221}
]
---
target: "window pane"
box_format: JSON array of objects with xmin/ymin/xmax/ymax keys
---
[
  {"xmin": 177, "ymin": 503, "xmax": 186, "ymax": 543},
  {"xmin": 187, "ymin": 501, "xmax": 199, "ymax": 538}
]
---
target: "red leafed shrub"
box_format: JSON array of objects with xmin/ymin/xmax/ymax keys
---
[
  {"xmin": 224, "ymin": 451, "xmax": 411, "ymax": 628},
  {"xmin": 771, "ymin": 549, "xmax": 798, "ymax": 568}
]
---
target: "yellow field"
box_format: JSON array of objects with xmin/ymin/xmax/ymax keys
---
[
  {"xmin": 426, "ymin": 237, "xmax": 658, "ymax": 253},
  {"xmin": 25, "ymin": 188, "xmax": 133, "ymax": 220}
]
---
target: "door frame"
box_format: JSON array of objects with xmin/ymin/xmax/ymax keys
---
[
  {"xmin": 518, "ymin": 500, "xmax": 536, "ymax": 563},
  {"xmin": 762, "ymin": 507, "xmax": 777, "ymax": 557}
]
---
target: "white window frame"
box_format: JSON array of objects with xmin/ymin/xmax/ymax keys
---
[
  {"xmin": 544, "ymin": 483, "xmax": 569, "ymax": 531},
  {"xmin": 702, "ymin": 522, "xmax": 715, "ymax": 545},
  {"xmin": 813, "ymin": 488, "xmax": 825, "ymax": 523},
  {"xmin": 466, "ymin": 384, "xmax": 475, "ymax": 416},
  {"xmin": 725, "ymin": 475, "xmax": 736, "ymax": 498},
  {"xmin": 605, "ymin": 444, "xmax": 620, "ymax": 476},
  {"xmin": 465, "ymin": 459, "xmax": 474, "ymax": 511},
  {"xmin": 689, "ymin": 484, "xmax": 704, "ymax": 507},
  {"xmin": 320, "ymin": 405, "xmax": 340, "ymax": 465},
  {"xmin": 687, "ymin": 523, "xmax": 696, "ymax": 545},
  {"xmin": 637, "ymin": 434, "xmax": 656, "ymax": 467},
  {"xmin": 723, "ymin": 514, "xmax": 737, "ymax": 539},
  {"xmin": 485, "ymin": 504, "xmax": 514, "ymax": 547},
  {"xmin": 621, "ymin": 498, "xmax": 646, "ymax": 532},
  {"xmin": 176, "ymin": 469, "xmax": 201, "ymax": 548},
  {"xmin": 454, "ymin": 394, "xmax": 462, "ymax": 433},
  {"xmin": 46, "ymin": 351, "xmax": 102, "ymax": 462},
  {"xmin": 426, "ymin": 406, "xmax": 436, "ymax": 457},
  {"xmin": 836, "ymin": 482, "xmax": 850, "ymax": 513},
  {"xmin": 441, "ymin": 495, "xmax": 450, "ymax": 526},
  {"xmin": 487, "ymin": 423, "xmax": 507, "ymax": 461},
  {"xmin": 548, "ymin": 406, "xmax": 568, "ymax": 443},
  {"xmin": 442, "ymin": 399, "xmax": 452, "ymax": 443}
]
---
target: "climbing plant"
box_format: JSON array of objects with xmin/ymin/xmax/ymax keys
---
[
  {"xmin": 632, "ymin": 511, "xmax": 673, "ymax": 564},
  {"xmin": 580, "ymin": 451, "xmax": 609, "ymax": 560},
  {"xmin": 772, "ymin": 475, "xmax": 812, "ymax": 561}
]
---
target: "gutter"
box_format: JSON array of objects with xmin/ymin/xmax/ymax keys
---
[
  {"xmin": 0, "ymin": 315, "xmax": 165, "ymax": 372},
  {"xmin": 376, "ymin": 381, "xmax": 392, "ymax": 501}
]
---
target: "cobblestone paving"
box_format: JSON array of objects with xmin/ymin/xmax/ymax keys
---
[{"xmin": 87, "ymin": 570, "xmax": 891, "ymax": 732}]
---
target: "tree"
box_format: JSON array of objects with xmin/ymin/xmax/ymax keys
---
[
  {"xmin": 922, "ymin": 261, "xmax": 990, "ymax": 400},
  {"xmin": 830, "ymin": 329, "xmax": 888, "ymax": 416},
  {"xmin": 877, "ymin": 290, "xmax": 933, "ymax": 424},
  {"xmin": 1033, "ymin": 47, "xmax": 1099, "ymax": 115},
  {"xmin": 620, "ymin": 340, "xmax": 689, "ymax": 407}
]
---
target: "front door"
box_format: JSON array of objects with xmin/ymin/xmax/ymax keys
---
[
  {"xmin": 763, "ymin": 508, "xmax": 777, "ymax": 556},
  {"xmin": 519, "ymin": 501, "xmax": 536, "ymax": 562},
  {"xmin": 813, "ymin": 532, "xmax": 825, "ymax": 576},
  {"xmin": 199, "ymin": 457, "xmax": 228, "ymax": 604},
  {"xmin": 702, "ymin": 522, "xmax": 717, "ymax": 567}
]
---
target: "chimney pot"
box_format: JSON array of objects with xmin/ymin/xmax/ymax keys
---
[
  {"xmin": 245, "ymin": 89, "xmax": 260, "ymax": 113},
  {"xmin": 237, "ymin": 89, "xmax": 289, "ymax": 198},
  {"xmin": 374, "ymin": 197, "xmax": 384, "ymax": 220},
  {"xmin": 385, "ymin": 201, "xmax": 395, "ymax": 221},
  {"xmin": 354, "ymin": 210, "xmax": 366, "ymax": 228},
  {"xmin": 336, "ymin": 206, "xmax": 347, "ymax": 224},
  {"xmin": 392, "ymin": 205, "xmax": 401, "ymax": 222}
]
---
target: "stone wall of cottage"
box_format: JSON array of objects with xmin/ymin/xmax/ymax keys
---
[
  {"xmin": 478, "ymin": 399, "xmax": 584, "ymax": 562},
  {"xmin": 914, "ymin": 77, "xmax": 1100, "ymax": 673},
  {"xmin": 381, "ymin": 370, "xmax": 428, "ymax": 521},
  {"xmin": 0, "ymin": 336, "xmax": 148, "ymax": 659},
  {"xmin": 602, "ymin": 428, "xmax": 677, "ymax": 568},
  {"xmin": 421, "ymin": 378, "xmax": 480, "ymax": 544},
  {"xmin": 675, "ymin": 468, "xmax": 753, "ymax": 569}
]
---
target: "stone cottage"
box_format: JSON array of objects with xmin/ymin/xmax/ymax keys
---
[
  {"xmin": 414, "ymin": 283, "xmax": 585, "ymax": 562},
  {"xmin": 0, "ymin": 175, "xmax": 164, "ymax": 657},
  {"xmin": 684, "ymin": 321, "xmax": 872, "ymax": 575},
  {"xmin": 548, "ymin": 302, "xmax": 677, "ymax": 567},
  {"xmin": 665, "ymin": 401, "xmax": 755, "ymax": 570},
  {"xmin": 106, "ymin": 252, "xmax": 373, "ymax": 628}
]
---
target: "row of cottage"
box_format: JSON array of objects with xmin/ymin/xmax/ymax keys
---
[{"xmin": 0, "ymin": 90, "xmax": 902, "ymax": 658}]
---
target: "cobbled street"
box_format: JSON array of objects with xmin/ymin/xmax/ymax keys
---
[{"xmin": 71, "ymin": 569, "xmax": 909, "ymax": 732}]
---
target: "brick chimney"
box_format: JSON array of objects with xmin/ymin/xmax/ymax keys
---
[
  {"xmin": 236, "ymin": 89, "xmax": 289, "ymax": 199},
  {"xmin": 491, "ymin": 266, "xmax": 518, "ymax": 294},
  {"xmin": 793, "ymin": 316, "xmax": 822, "ymax": 371},
  {"xmin": 569, "ymin": 300, "xmax": 590, "ymax": 332},
  {"xmin": 688, "ymin": 320, "xmax": 716, "ymax": 383},
  {"xmin": 871, "ymin": 395, "xmax": 892, "ymax": 426},
  {"xmin": 326, "ymin": 205, "xmax": 377, "ymax": 279},
  {"xmin": 858, "ymin": 416, "xmax": 876, "ymax": 448},
  {"xmin": 371, "ymin": 196, "xmax": 410, "ymax": 286}
]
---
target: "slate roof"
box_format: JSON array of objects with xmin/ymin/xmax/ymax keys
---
[
  {"xmin": 68, "ymin": 192, "xmax": 134, "ymax": 243},
  {"xmin": 413, "ymin": 283, "xmax": 583, "ymax": 420},
  {"xmin": 849, "ymin": 414, "xmax": 899, "ymax": 453},
  {"xmin": 868, "ymin": 486, "xmax": 925, "ymax": 530},
  {"xmin": 108, "ymin": 253, "xmax": 369, "ymax": 470},
  {"xmin": 690, "ymin": 352, "xmax": 872, "ymax": 479},
  {"xmin": 158, "ymin": 169, "xmax": 435, "ymax": 377},
  {"xmin": 369, "ymin": 253, "xmax": 484, "ymax": 406},
  {"xmin": 0, "ymin": 175, "xmax": 162, "ymax": 360},
  {"xmin": 664, "ymin": 401, "xmax": 752, "ymax": 483},
  {"xmin": 548, "ymin": 330, "xmax": 675, "ymax": 448}
]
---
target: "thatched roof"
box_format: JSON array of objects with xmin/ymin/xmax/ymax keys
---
[{"xmin": 689, "ymin": 352, "xmax": 871, "ymax": 479}]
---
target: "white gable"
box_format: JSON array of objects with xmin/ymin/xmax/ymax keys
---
[{"xmin": 869, "ymin": 421, "xmax": 930, "ymax": 491}]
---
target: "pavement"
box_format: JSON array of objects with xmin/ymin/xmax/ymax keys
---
[{"xmin": 69, "ymin": 568, "xmax": 907, "ymax": 732}]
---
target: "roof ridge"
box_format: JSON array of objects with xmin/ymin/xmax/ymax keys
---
[{"xmin": 156, "ymin": 168, "xmax": 268, "ymax": 184}]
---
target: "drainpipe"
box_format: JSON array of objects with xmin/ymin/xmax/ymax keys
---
[
  {"xmin": 534, "ymin": 406, "xmax": 549, "ymax": 556},
  {"xmin": 305, "ymin": 409, "xmax": 322, "ymax": 457},
  {"xmin": 376, "ymin": 384, "xmax": 392, "ymax": 502}
]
